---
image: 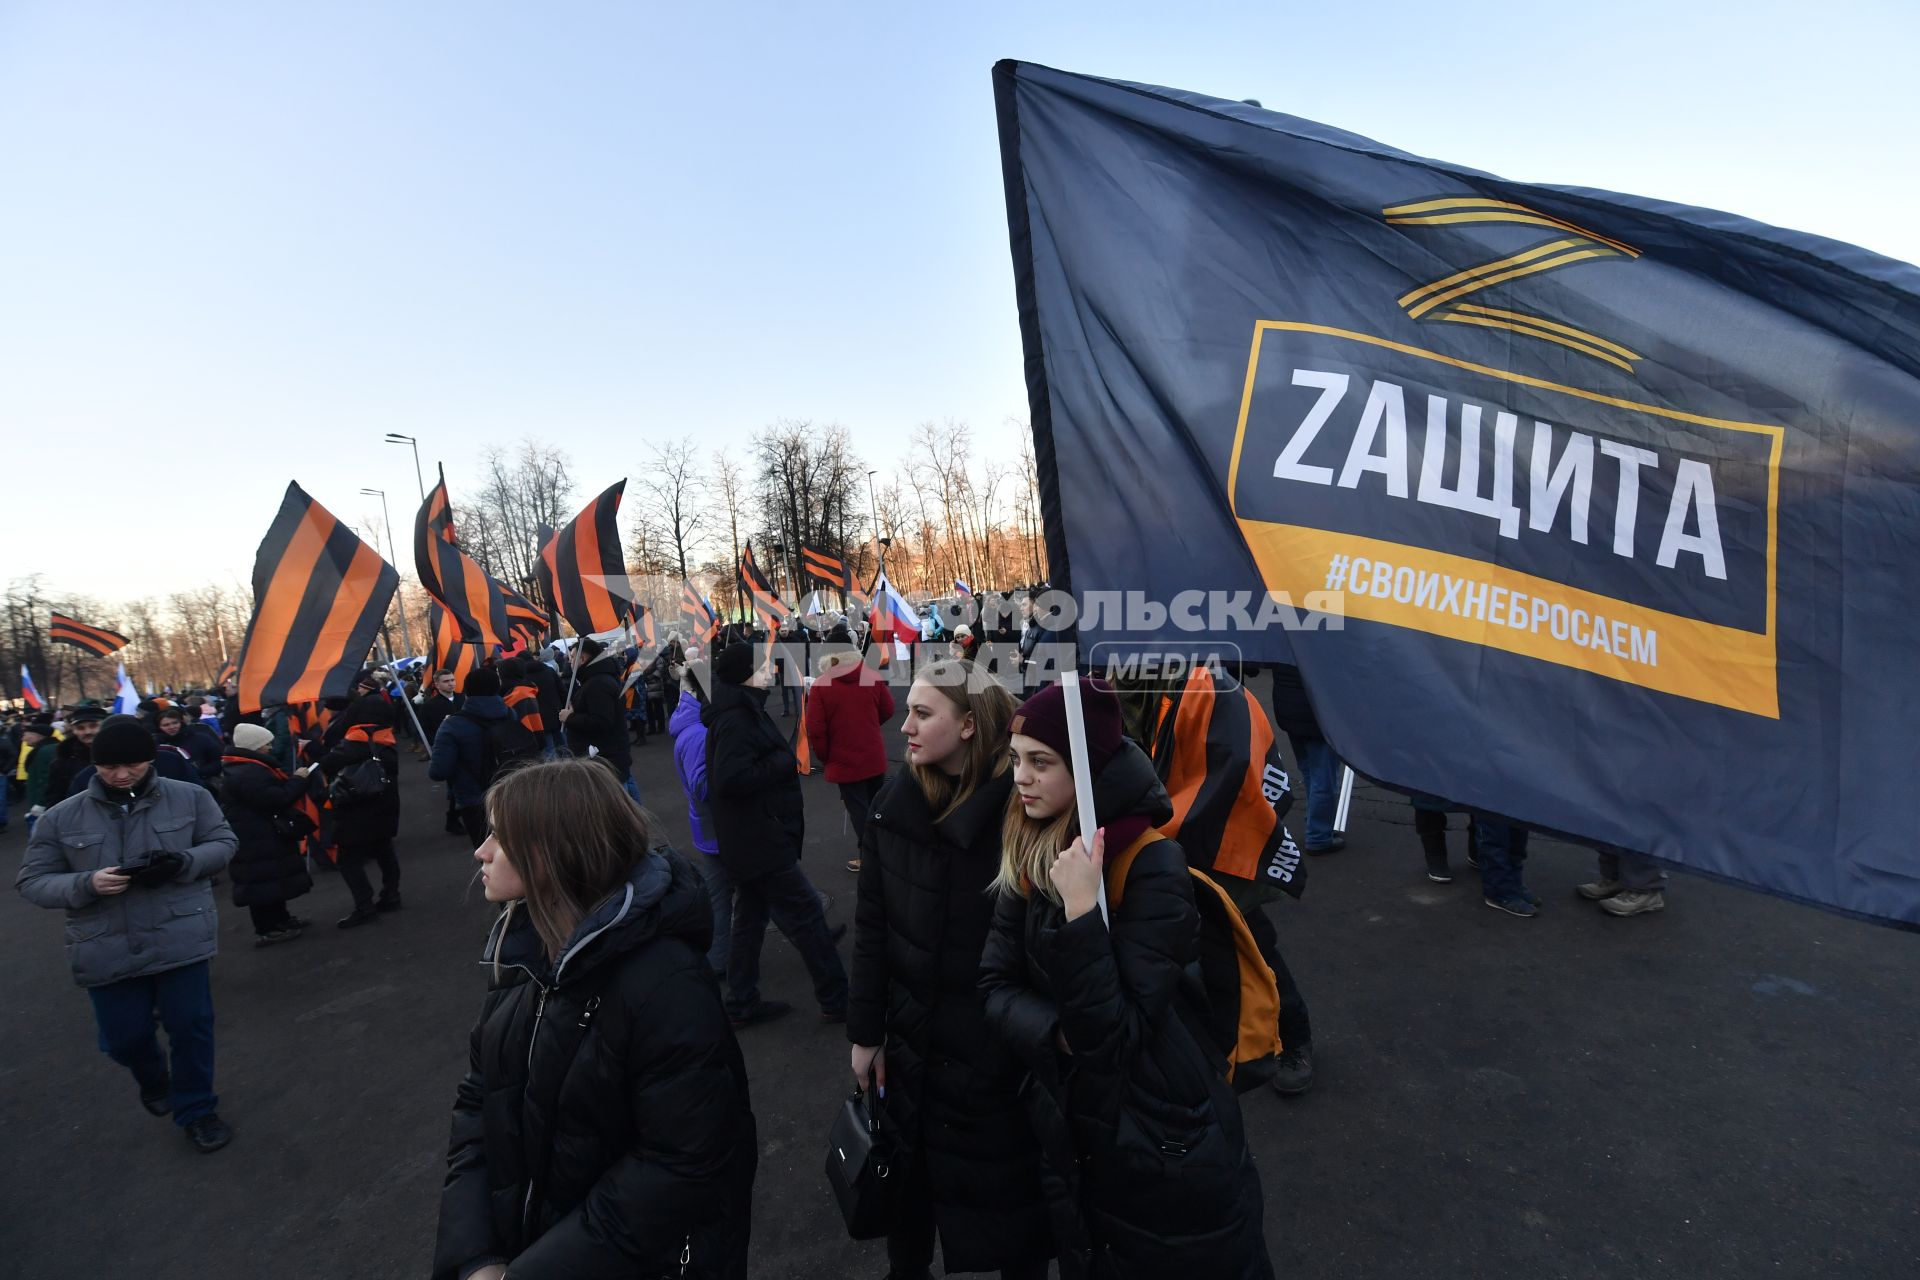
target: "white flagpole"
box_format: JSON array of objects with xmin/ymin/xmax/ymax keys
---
[
  {"xmin": 1059, "ymin": 669, "xmax": 1108, "ymax": 924},
  {"xmin": 1334, "ymin": 765, "xmax": 1356, "ymax": 832}
]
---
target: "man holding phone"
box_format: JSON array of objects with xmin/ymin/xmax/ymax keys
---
[{"xmin": 15, "ymin": 714, "xmax": 239, "ymax": 1153}]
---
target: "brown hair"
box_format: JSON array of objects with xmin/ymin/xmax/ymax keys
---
[
  {"xmin": 908, "ymin": 659, "xmax": 1016, "ymax": 821},
  {"xmin": 996, "ymin": 785, "xmax": 1077, "ymax": 903},
  {"xmin": 485, "ymin": 758, "xmax": 657, "ymax": 963}
]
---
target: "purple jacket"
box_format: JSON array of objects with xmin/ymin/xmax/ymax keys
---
[{"xmin": 668, "ymin": 693, "xmax": 718, "ymax": 855}]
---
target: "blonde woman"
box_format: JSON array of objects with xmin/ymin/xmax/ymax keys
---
[
  {"xmin": 432, "ymin": 759, "xmax": 757, "ymax": 1280},
  {"xmin": 979, "ymin": 679, "xmax": 1271, "ymax": 1279},
  {"xmin": 847, "ymin": 660, "xmax": 1053, "ymax": 1279}
]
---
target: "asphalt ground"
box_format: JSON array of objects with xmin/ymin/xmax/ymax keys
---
[{"xmin": 3, "ymin": 677, "xmax": 1917, "ymax": 1279}]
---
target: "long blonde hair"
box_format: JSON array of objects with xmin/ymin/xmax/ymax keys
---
[
  {"xmin": 909, "ymin": 659, "xmax": 1016, "ymax": 821},
  {"xmin": 486, "ymin": 758, "xmax": 657, "ymax": 962}
]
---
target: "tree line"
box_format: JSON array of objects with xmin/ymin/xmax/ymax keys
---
[{"xmin": 5, "ymin": 421, "xmax": 1048, "ymax": 705}]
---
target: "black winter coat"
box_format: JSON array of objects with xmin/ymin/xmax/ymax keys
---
[
  {"xmin": 220, "ymin": 750, "xmax": 315, "ymax": 908},
  {"xmin": 566, "ymin": 654, "xmax": 631, "ymax": 773},
  {"xmin": 1266, "ymin": 663, "xmax": 1323, "ymax": 743},
  {"xmin": 701, "ymin": 679, "xmax": 803, "ymax": 882},
  {"xmin": 849, "ymin": 767, "xmax": 1053, "ymax": 1271},
  {"xmin": 528, "ymin": 661, "xmax": 562, "ymax": 733},
  {"xmin": 320, "ymin": 696, "xmax": 401, "ymax": 846},
  {"xmin": 979, "ymin": 743, "xmax": 1272, "ymax": 1280},
  {"xmin": 432, "ymin": 852, "xmax": 757, "ymax": 1280}
]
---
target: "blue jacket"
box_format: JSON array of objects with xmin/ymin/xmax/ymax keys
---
[
  {"xmin": 668, "ymin": 694, "xmax": 718, "ymax": 855},
  {"xmin": 429, "ymin": 695, "xmax": 513, "ymax": 809}
]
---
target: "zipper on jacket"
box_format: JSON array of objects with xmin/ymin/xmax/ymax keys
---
[{"xmin": 520, "ymin": 981, "xmax": 549, "ymax": 1238}]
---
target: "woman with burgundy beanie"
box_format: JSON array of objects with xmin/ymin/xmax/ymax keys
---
[
  {"xmin": 804, "ymin": 641, "xmax": 896, "ymax": 873},
  {"xmin": 979, "ymin": 678, "xmax": 1271, "ymax": 1278}
]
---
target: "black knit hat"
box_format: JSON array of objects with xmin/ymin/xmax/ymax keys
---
[
  {"xmin": 713, "ymin": 641, "xmax": 759, "ymax": 686},
  {"xmin": 463, "ymin": 668, "xmax": 501, "ymax": 697},
  {"xmin": 91, "ymin": 714, "xmax": 158, "ymax": 766},
  {"xmin": 24, "ymin": 716, "xmax": 55, "ymax": 736}
]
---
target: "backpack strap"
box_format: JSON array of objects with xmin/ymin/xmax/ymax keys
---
[{"xmin": 1102, "ymin": 829, "xmax": 1168, "ymax": 909}]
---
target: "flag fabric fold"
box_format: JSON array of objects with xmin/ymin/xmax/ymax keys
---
[
  {"xmin": 537, "ymin": 481, "xmax": 631, "ymax": 637},
  {"xmin": 414, "ymin": 466, "xmax": 544, "ymax": 650},
  {"xmin": 19, "ymin": 664, "xmax": 44, "ymax": 710},
  {"xmin": 680, "ymin": 580, "xmax": 719, "ymax": 648},
  {"xmin": 995, "ymin": 59, "xmax": 1920, "ymax": 928},
  {"xmin": 235, "ymin": 481, "xmax": 399, "ymax": 713},
  {"xmin": 738, "ymin": 541, "xmax": 791, "ymax": 632}
]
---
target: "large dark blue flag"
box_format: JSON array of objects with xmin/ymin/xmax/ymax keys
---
[{"xmin": 995, "ymin": 60, "xmax": 1920, "ymax": 928}]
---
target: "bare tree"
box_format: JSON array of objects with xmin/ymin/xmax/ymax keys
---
[{"xmin": 639, "ymin": 438, "xmax": 708, "ymax": 581}]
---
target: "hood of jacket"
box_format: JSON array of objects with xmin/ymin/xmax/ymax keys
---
[
  {"xmin": 668, "ymin": 691, "xmax": 705, "ymax": 740},
  {"xmin": 480, "ymin": 849, "xmax": 710, "ymax": 988},
  {"xmin": 701, "ymin": 675, "xmax": 768, "ymax": 726},
  {"xmin": 459, "ymin": 694, "xmax": 512, "ymax": 722},
  {"xmin": 815, "ymin": 647, "xmax": 865, "ymax": 680},
  {"xmin": 1089, "ymin": 739, "xmax": 1175, "ymax": 854}
]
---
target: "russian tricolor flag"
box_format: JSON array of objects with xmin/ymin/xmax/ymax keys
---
[
  {"xmin": 870, "ymin": 573, "xmax": 919, "ymax": 661},
  {"xmin": 19, "ymin": 664, "xmax": 43, "ymax": 710},
  {"xmin": 953, "ymin": 579, "xmax": 973, "ymax": 597}
]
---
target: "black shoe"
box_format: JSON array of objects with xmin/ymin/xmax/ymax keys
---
[
  {"xmin": 139, "ymin": 1076, "xmax": 171, "ymax": 1117},
  {"xmin": 1270, "ymin": 1043, "xmax": 1315, "ymax": 1096},
  {"xmin": 185, "ymin": 1113, "xmax": 232, "ymax": 1153},
  {"xmin": 374, "ymin": 894, "xmax": 403, "ymax": 913},
  {"xmin": 336, "ymin": 907, "xmax": 381, "ymax": 929},
  {"xmin": 820, "ymin": 1007, "xmax": 847, "ymax": 1025},
  {"xmin": 253, "ymin": 927, "xmax": 301, "ymax": 947},
  {"xmin": 1424, "ymin": 858, "xmax": 1454, "ymax": 884},
  {"xmin": 283, "ymin": 915, "xmax": 310, "ymax": 931},
  {"xmin": 1304, "ymin": 835, "xmax": 1346, "ymax": 854},
  {"xmin": 729, "ymin": 999, "xmax": 793, "ymax": 1029}
]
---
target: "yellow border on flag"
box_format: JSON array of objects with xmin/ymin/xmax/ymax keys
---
[{"xmin": 1225, "ymin": 321, "xmax": 1784, "ymax": 717}]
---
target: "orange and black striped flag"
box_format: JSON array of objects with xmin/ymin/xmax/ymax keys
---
[
  {"xmin": 50, "ymin": 612, "xmax": 130, "ymax": 658},
  {"xmin": 738, "ymin": 541, "xmax": 791, "ymax": 631},
  {"xmin": 680, "ymin": 580, "xmax": 718, "ymax": 648},
  {"xmin": 537, "ymin": 481, "xmax": 630, "ymax": 636},
  {"xmin": 800, "ymin": 544, "xmax": 871, "ymax": 606},
  {"xmin": 414, "ymin": 466, "xmax": 537, "ymax": 650},
  {"xmin": 1150, "ymin": 664, "xmax": 1305, "ymax": 898},
  {"xmin": 427, "ymin": 602, "xmax": 482, "ymax": 686},
  {"xmin": 215, "ymin": 660, "xmax": 238, "ymax": 688},
  {"xmin": 235, "ymin": 482, "xmax": 398, "ymax": 713}
]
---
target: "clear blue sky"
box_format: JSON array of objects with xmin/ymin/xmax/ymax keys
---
[{"xmin": 6, "ymin": 0, "xmax": 1916, "ymax": 602}]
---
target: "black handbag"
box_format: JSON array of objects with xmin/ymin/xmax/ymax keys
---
[{"xmin": 824, "ymin": 1087, "xmax": 894, "ymax": 1239}]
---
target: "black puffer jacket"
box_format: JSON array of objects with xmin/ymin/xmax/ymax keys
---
[
  {"xmin": 566, "ymin": 652, "xmax": 631, "ymax": 774},
  {"xmin": 433, "ymin": 851, "xmax": 757, "ymax": 1280},
  {"xmin": 220, "ymin": 749, "xmax": 316, "ymax": 908},
  {"xmin": 319, "ymin": 695, "xmax": 401, "ymax": 845},
  {"xmin": 849, "ymin": 767, "xmax": 1053, "ymax": 1272},
  {"xmin": 1266, "ymin": 663, "xmax": 1323, "ymax": 743},
  {"xmin": 702, "ymin": 678, "xmax": 802, "ymax": 881},
  {"xmin": 979, "ymin": 743, "xmax": 1272, "ymax": 1280}
]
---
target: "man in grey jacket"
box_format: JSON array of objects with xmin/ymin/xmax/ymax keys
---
[{"xmin": 15, "ymin": 714, "xmax": 240, "ymax": 1153}]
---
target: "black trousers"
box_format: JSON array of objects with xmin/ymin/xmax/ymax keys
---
[
  {"xmin": 1243, "ymin": 898, "xmax": 1313, "ymax": 1048},
  {"xmin": 837, "ymin": 775, "xmax": 884, "ymax": 849},
  {"xmin": 337, "ymin": 840, "xmax": 400, "ymax": 910},
  {"xmin": 887, "ymin": 1147, "xmax": 1050, "ymax": 1279},
  {"xmin": 247, "ymin": 901, "xmax": 292, "ymax": 934}
]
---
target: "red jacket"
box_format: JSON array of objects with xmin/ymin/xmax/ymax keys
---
[{"xmin": 805, "ymin": 656, "xmax": 896, "ymax": 783}]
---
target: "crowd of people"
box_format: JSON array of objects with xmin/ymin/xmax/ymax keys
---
[{"xmin": 4, "ymin": 589, "xmax": 1672, "ymax": 1278}]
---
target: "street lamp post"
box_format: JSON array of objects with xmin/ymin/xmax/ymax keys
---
[
  {"xmin": 867, "ymin": 469, "xmax": 885, "ymax": 578},
  {"xmin": 384, "ymin": 433, "xmax": 426, "ymax": 502},
  {"xmin": 361, "ymin": 488, "xmax": 416, "ymax": 659}
]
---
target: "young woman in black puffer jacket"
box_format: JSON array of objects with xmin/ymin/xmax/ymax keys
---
[
  {"xmin": 432, "ymin": 758, "xmax": 757, "ymax": 1280},
  {"xmin": 980, "ymin": 679, "xmax": 1273, "ymax": 1280},
  {"xmin": 848, "ymin": 659, "xmax": 1053, "ymax": 1280}
]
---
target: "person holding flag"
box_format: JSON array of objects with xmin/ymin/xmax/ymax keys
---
[
  {"xmin": 980, "ymin": 679, "xmax": 1272, "ymax": 1276},
  {"xmin": 561, "ymin": 636, "xmax": 638, "ymax": 802}
]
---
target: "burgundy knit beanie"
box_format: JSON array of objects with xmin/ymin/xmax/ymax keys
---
[{"xmin": 1011, "ymin": 677, "xmax": 1123, "ymax": 774}]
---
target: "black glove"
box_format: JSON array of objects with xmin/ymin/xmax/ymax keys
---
[{"xmin": 117, "ymin": 850, "xmax": 187, "ymax": 886}]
